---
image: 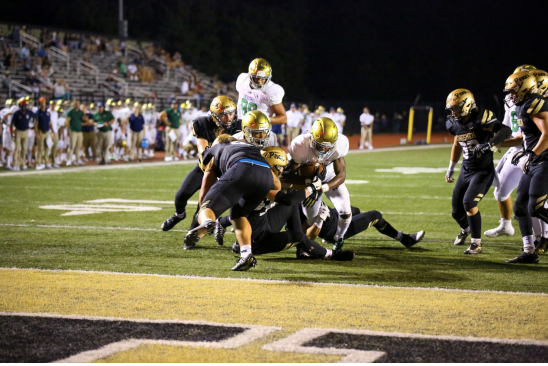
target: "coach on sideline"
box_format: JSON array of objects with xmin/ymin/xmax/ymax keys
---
[
  {"xmin": 94, "ymin": 102, "xmax": 115, "ymax": 165},
  {"xmin": 11, "ymin": 99, "xmax": 35, "ymax": 171},
  {"xmin": 128, "ymin": 103, "xmax": 145, "ymax": 162}
]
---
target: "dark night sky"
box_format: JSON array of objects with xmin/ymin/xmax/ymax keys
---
[{"xmin": 3, "ymin": 0, "xmax": 548, "ymax": 105}]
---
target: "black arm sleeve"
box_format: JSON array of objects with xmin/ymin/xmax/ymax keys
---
[
  {"xmin": 274, "ymin": 189, "xmax": 307, "ymax": 206},
  {"xmin": 489, "ymin": 124, "xmax": 512, "ymax": 146}
]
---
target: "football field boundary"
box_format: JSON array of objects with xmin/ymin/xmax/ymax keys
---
[
  {"xmin": 0, "ymin": 144, "xmax": 451, "ymax": 178},
  {"xmin": 1, "ymin": 267, "xmax": 545, "ymax": 296}
]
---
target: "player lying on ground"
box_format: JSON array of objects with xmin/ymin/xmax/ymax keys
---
[
  {"xmin": 445, "ymin": 88, "xmax": 512, "ymax": 255},
  {"xmin": 502, "ymin": 70, "xmax": 548, "ymax": 264}
]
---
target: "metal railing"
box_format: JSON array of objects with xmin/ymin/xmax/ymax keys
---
[
  {"xmin": 125, "ymin": 44, "xmax": 143, "ymax": 60},
  {"xmin": 48, "ymin": 47, "xmax": 70, "ymax": 70},
  {"xmin": 9, "ymin": 80, "xmax": 35, "ymax": 98},
  {"xmin": 77, "ymin": 59, "xmax": 99, "ymax": 84},
  {"xmin": 37, "ymin": 77, "xmax": 55, "ymax": 95},
  {"xmin": 107, "ymin": 74, "xmax": 128, "ymax": 95},
  {"xmin": 99, "ymin": 82, "xmax": 122, "ymax": 96},
  {"xmin": 150, "ymin": 55, "xmax": 170, "ymax": 80},
  {"xmin": 129, "ymin": 87, "xmax": 152, "ymax": 98},
  {"xmin": 20, "ymin": 32, "xmax": 41, "ymax": 49}
]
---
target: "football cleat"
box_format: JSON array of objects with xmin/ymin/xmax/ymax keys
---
[
  {"xmin": 332, "ymin": 238, "xmax": 344, "ymax": 251},
  {"xmin": 464, "ymin": 243, "xmax": 482, "ymax": 254},
  {"xmin": 231, "ymin": 253, "xmax": 257, "ymax": 271},
  {"xmin": 454, "ymin": 228, "xmax": 470, "ymax": 246},
  {"xmin": 535, "ymin": 237, "xmax": 548, "ymax": 255},
  {"xmin": 296, "ymin": 247, "xmax": 313, "ymax": 260},
  {"xmin": 161, "ymin": 211, "xmax": 186, "ymax": 231},
  {"xmin": 331, "ymin": 250, "xmax": 355, "ymax": 261},
  {"xmin": 231, "ymin": 241, "xmax": 240, "ymax": 254},
  {"xmin": 401, "ymin": 230, "xmax": 425, "ymax": 248},
  {"xmin": 506, "ymin": 251, "xmax": 540, "ymax": 264},
  {"xmin": 214, "ymin": 219, "xmax": 226, "ymax": 246},
  {"xmin": 183, "ymin": 219, "xmax": 215, "ymax": 250},
  {"xmin": 484, "ymin": 219, "xmax": 515, "ymax": 238}
]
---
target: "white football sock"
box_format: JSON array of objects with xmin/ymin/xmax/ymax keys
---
[
  {"xmin": 523, "ymin": 235, "xmax": 535, "ymax": 254},
  {"xmin": 334, "ymin": 215, "xmax": 352, "ymax": 241},
  {"xmin": 240, "ymin": 245, "xmax": 252, "ymax": 257}
]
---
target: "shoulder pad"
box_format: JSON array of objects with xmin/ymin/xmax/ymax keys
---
[{"xmin": 526, "ymin": 97, "xmax": 548, "ymax": 115}]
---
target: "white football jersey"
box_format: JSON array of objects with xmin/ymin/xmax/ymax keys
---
[
  {"xmin": 502, "ymin": 104, "xmax": 522, "ymax": 153},
  {"xmin": 236, "ymin": 73, "xmax": 284, "ymax": 119},
  {"xmin": 289, "ymin": 133, "xmax": 349, "ymax": 166},
  {"xmin": 49, "ymin": 109, "xmax": 59, "ymax": 133},
  {"xmin": 0, "ymin": 107, "xmax": 10, "ymax": 125},
  {"xmin": 232, "ymin": 130, "xmax": 278, "ymax": 147}
]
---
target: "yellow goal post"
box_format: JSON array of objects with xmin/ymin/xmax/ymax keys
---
[{"xmin": 407, "ymin": 106, "xmax": 434, "ymax": 143}]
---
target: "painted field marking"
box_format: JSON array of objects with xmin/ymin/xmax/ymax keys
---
[
  {"xmin": 375, "ymin": 167, "xmax": 460, "ymax": 174},
  {"xmin": 39, "ymin": 199, "xmax": 198, "ymax": 216},
  {"xmin": 262, "ymin": 327, "xmax": 548, "ymax": 363},
  {"xmin": 345, "ymin": 180, "xmax": 369, "ymax": 184},
  {"xmin": 0, "ymin": 312, "xmax": 280, "ymax": 363}
]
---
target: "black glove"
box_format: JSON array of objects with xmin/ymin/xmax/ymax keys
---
[
  {"xmin": 511, "ymin": 149, "xmax": 538, "ymax": 174},
  {"xmin": 473, "ymin": 142, "xmax": 495, "ymax": 157},
  {"xmin": 303, "ymin": 185, "xmax": 321, "ymax": 208}
]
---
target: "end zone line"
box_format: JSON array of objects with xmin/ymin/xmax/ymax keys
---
[{"xmin": 1, "ymin": 267, "xmax": 546, "ymax": 296}]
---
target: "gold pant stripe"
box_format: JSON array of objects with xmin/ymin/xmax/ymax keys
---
[
  {"xmin": 474, "ymin": 198, "xmax": 481, "ymax": 202},
  {"xmin": 536, "ymin": 194, "xmax": 547, "ymax": 203}
]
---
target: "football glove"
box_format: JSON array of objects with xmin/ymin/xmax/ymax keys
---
[
  {"xmin": 445, "ymin": 168, "xmax": 455, "ymax": 182},
  {"xmin": 511, "ymin": 149, "xmax": 538, "ymax": 174},
  {"xmin": 305, "ymin": 176, "xmax": 323, "ymax": 191},
  {"xmin": 473, "ymin": 142, "xmax": 496, "ymax": 157},
  {"xmin": 303, "ymin": 185, "xmax": 321, "ymax": 208},
  {"xmin": 319, "ymin": 202, "xmax": 331, "ymax": 221}
]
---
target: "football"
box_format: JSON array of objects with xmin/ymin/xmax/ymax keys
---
[{"xmin": 297, "ymin": 162, "xmax": 324, "ymax": 179}]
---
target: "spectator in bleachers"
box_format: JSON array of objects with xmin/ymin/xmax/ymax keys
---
[
  {"xmin": 359, "ymin": 107, "xmax": 374, "ymax": 150},
  {"xmin": 20, "ymin": 45, "xmax": 31, "ymax": 70},
  {"xmin": 0, "ymin": 38, "xmax": 9, "ymax": 58},
  {"xmin": 54, "ymin": 79, "xmax": 70, "ymax": 100},
  {"xmin": 3, "ymin": 48, "xmax": 14, "ymax": 69},
  {"xmin": 49, "ymin": 32, "xmax": 58, "ymax": 48},
  {"xmin": 2, "ymin": 71, "xmax": 11, "ymax": 93},
  {"xmin": 285, "ymin": 103, "xmax": 304, "ymax": 145},
  {"xmin": 127, "ymin": 62, "xmax": 138, "ymax": 81},
  {"xmin": 81, "ymin": 104, "xmax": 96, "ymax": 162},
  {"xmin": 25, "ymin": 71, "xmax": 40, "ymax": 94},
  {"xmin": 117, "ymin": 60, "xmax": 128, "ymax": 78},
  {"xmin": 94, "ymin": 102, "xmax": 115, "ymax": 165},
  {"xmin": 65, "ymin": 100, "xmax": 85, "ymax": 166},
  {"xmin": 128, "ymin": 103, "xmax": 145, "ymax": 162}
]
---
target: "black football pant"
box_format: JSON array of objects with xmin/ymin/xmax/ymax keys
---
[
  {"xmin": 451, "ymin": 167, "xmax": 495, "ymax": 238},
  {"xmin": 514, "ymin": 162, "xmax": 548, "ymax": 237},
  {"xmin": 174, "ymin": 164, "xmax": 203, "ymax": 229},
  {"xmin": 320, "ymin": 209, "xmax": 399, "ymax": 242}
]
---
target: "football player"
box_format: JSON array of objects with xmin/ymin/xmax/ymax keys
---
[
  {"xmin": 289, "ymin": 117, "xmax": 352, "ymax": 252},
  {"xmin": 303, "ymin": 202, "xmax": 425, "ymax": 251},
  {"xmin": 233, "ymin": 110, "xmax": 277, "ymax": 148},
  {"xmin": 184, "ymin": 135, "xmax": 280, "ymax": 271},
  {"xmin": 236, "ymin": 58, "xmax": 287, "ymax": 125},
  {"xmin": 503, "ymin": 71, "xmax": 548, "ymax": 263},
  {"xmin": 445, "ymin": 89, "xmax": 511, "ymax": 254},
  {"xmin": 1, "ymin": 99, "xmax": 14, "ymax": 169},
  {"xmin": 161, "ymin": 96, "xmax": 242, "ymax": 232},
  {"xmin": 484, "ymin": 65, "xmax": 545, "ymax": 241}
]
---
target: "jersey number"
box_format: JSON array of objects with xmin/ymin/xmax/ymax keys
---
[
  {"xmin": 459, "ymin": 139, "xmax": 479, "ymax": 160},
  {"xmin": 510, "ymin": 111, "xmax": 519, "ymax": 132},
  {"xmin": 241, "ymin": 98, "xmax": 257, "ymax": 115}
]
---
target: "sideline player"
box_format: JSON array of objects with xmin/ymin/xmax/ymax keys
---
[
  {"xmin": 503, "ymin": 71, "xmax": 548, "ymax": 263},
  {"xmin": 445, "ymin": 89, "xmax": 511, "ymax": 254},
  {"xmin": 236, "ymin": 58, "xmax": 287, "ymax": 125},
  {"xmin": 161, "ymin": 96, "xmax": 242, "ymax": 231},
  {"xmin": 289, "ymin": 117, "xmax": 352, "ymax": 251},
  {"xmin": 484, "ymin": 65, "xmax": 546, "ymax": 242},
  {"xmin": 1, "ymin": 99, "xmax": 14, "ymax": 169}
]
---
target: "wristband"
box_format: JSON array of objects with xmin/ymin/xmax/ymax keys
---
[
  {"xmin": 313, "ymin": 216, "xmax": 324, "ymax": 228},
  {"xmin": 306, "ymin": 186, "xmax": 314, "ymax": 196},
  {"xmin": 448, "ymin": 161, "xmax": 457, "ymax": 170},
  {"xmin": 321, "ymin": 184, "xmax": 329, "ymax": 192}
]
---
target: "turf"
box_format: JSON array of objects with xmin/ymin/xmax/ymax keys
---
[{"xmin": 1, "ymin": 146, "xmax": 547, "ymax": 293}]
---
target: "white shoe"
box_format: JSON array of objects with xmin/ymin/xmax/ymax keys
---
[
  {"xmin": 164, "ymin": 156, "xmax": 173, "ymax": 162},
  {"xmin": 22, "ymin": 165, "xmax": 28, "ymax": 171},
  {"xmin": 484, "ymin": 219, "xmax": 515, "ymax": 238},
  {"xmin": 46, "ymin": 164, "xmax": 52, "ymax": 169},
  {"xmin": 368, "ymin": 145, "xmax": 374, "ymax": 150},
  {"xmin": 36, "ymin": 164, "xmax": 45, "ymax": 170},
  {"xmin": 53, "ymin": 164, "xmax": 60, "ymax": 168},
  {"xmin": 77, "ymin": 160, "xmax": 85, "ymax": 166},
  {"xmin": 359, "ymin": 146, "xmax": 364, "ymax": 150},
  {"xmin": 174, "ymin": 156, "xmax": 180, "ymax": 161},
  {"xmin": 11, "ymin": 166, "xmax": 20, "ymax": 171},
  {"xmin": 66, "ymin": 161, "xmax": 72, "ymax": 166}
]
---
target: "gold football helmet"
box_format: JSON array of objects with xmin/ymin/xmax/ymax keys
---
[
  {"xmin": 261, "ymin": 146, "xmax": 288, "ymax": 178},
  {"xmin": 514, "ymin": 64, "xmax": 536, "ymax": 73},
  {"xmin": 504, "ymin": 71, "xmax": 536, "ymax": 106},
  {"xmin": 248, "ymin": 58, "xmax": 272, "ymax": 90},
  {"xmin": 337, "ymin": 107, "xmax": 344, "ymax": 113},
  {"xmin": 5, "ymin": 99, "xmax": 13, "ymax": 107},
  {"xmin": 532, "ymin": 70, "xmax": 548, "ymax": 97},
  {"xmin": 242, "ymin": 110, "xmax": 271, "ymax": 148},
  {"xmin": 445, "ymin": 89, "xmax": 476, "ymax": 121},
  {"xmin": 311, "ymin": 117, "xmax": 338, "ymax": 158},
  {"xmin": 210, "ymin": 96, "xmax": 237, "ymax": 128}
]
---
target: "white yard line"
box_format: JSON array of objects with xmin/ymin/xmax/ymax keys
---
[{"xmin": 0, "ymin": 267, "xmax": 545, "ymax": 296}]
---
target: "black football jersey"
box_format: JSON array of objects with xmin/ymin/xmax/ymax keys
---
[
  {"xmin": 191, "ymin": 116, "xmax": 242, "ymax": 145},
  {"xmin": 516, "ymin": 95, "xmax": 548, "ymax": 161},
  {"xmin": 318, "ymin": 207, "xmax": 339, "ymax": 240},
  {"xmin": 202, "ymin": 141, "xmax": 269, "ymax": 176},
  {"xmin": 446, "ymin": 108, "xmax": 500, "ymax": 170}
]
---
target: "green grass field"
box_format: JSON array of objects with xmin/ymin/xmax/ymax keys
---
[{"xmin": 1, "ymin": 146, "xmax": 547, "ymax": 293}]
